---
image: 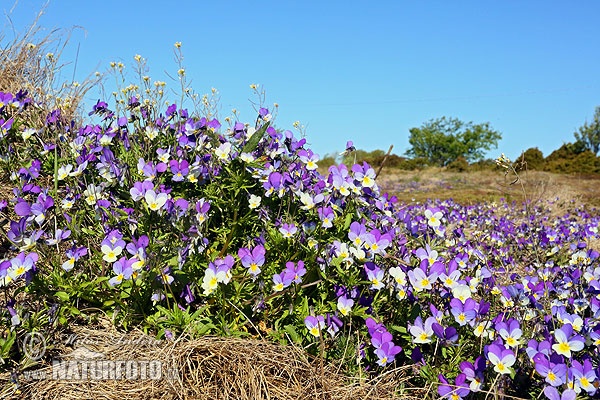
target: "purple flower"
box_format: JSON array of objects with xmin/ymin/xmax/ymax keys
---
[
  {"xmin": 145, "ymin": 189, "xmax": 169, "ymax": 211},
  {"xmin": 438, "ymin": 373, "xmax": 470, "ymax": 399},
  {"xmin": 374, "ymin": 341, "xmax": 402, "ymax": 366},
  {"xmin": 298, "ymin": 149, "xmax": 319, "ymax": 170},
  {"xmin": 364, "ymin": 262, "xmax": 385, "ymax": 290},
  {"xmin": 337, "ymin": 296, "xmax": 354, "ymax": 316},
  {"xmin": 352, "ymin": 162, "xmax": 376, "ymax": 188},
  {"xmin": 0, "ymin": 117, "xmax": 14, "ymax": 138},
  {"xmin": 109, "ymin": 257, "xmax": 134, "ymax": 286},
  {"xmin": 263, "ymin": 172, "xmax": 285, "ymax": 197},
  {"xmin": 371, "ymin": 329, "xmax": 393, "ymax": 349},
  {"xmin": 495, "ymin": 318, "xmax": 522, "ymax": 348},
  {"xmin": 409, "ymin": 315, "xmax": 436, "ymax": 344},
  {"xmin": 408, "ymin": 267, "xmax": 438, "ymax": 292},
  {"xmin": 62, "ymin": 246, "xmax": 87, "ymax": 271},
  {"xmin": 238, "ymin": 245, "xmax": 266, "ymax": 276},
  {"xmin": 195, "ymin": 198, "xmax": 211, "ymax": 224},
  {"xmin": 7, "ymin": 218, "xmax": 27, "ymax": 245},
  {"xmin": 169, "ymin": 159, "xmax": 189, "ymax": 181},
  {"xmin": 181, "ymin": 284, "xmax": 195, "ymax": 304},
  {"xmin": 130, "ymin": 180, "xmax": 154, "ymax": 201},
  {"xmin": 305, "ymin": 315, "xmax": 325, "ymax": 337},
  {"xmin": 459, "ymin": 357, "xmax": 486, "ymax": 392},
  {"xmin": 283, "ymin": 260, "xmax": 306, "ymax": 284},
  {"xmin": 201, "ymin": 257, "xmax": 233, "ymax": 295},
  {"xmin": 364, "ymin": 229, "xmax": 392, "ymax": 255},
  {"xmin": 485, "ymin": 343, "xmax": 515, "ymax": 375},
  {"xmin": 45, "ymin": 228, "xmax": 71, "ymax": 246},
  {"xmin": 552, "ymin": 324, "xmax": 584, "ymax": 358},
  {"xmin": 7, "ymin": 252, "xmax": 38, "ymax": 282},
  {"xmin": 14, "ymin": 199, "xmax": 31, "ymax": 217},
  {"xmin": 348, "ymin": 221, "xmax": 368, "ymax": 248},
  {"xmin": 344, "ymin": 140, "xmax": 355, "ymax": 153},
  {"xmin": 317, "ymin": 206, "xmax": 334, "ymax": 228},
  {"xmin": 542, "ymin": 387, "xmax": 576, "ymax": 400},
  {"xmin": 365, "ymin": 317, "xmax": 386, "ymax": 336},
  {"xmin": 279, "ymin": 223, "xmax": 297, "ymax": 238},
  {"xmin": 533, "ymin": 353, "xmax": 567, "ymax": 387},
  {"xmin": 432, "ymin": 323, "xmax": 458, "ymax": 343},
  {"xmin": 569, "ymin": 359, "xmax": 597, "ymax": 395},
  {"xmin": 89, "ymin": 99, "xmax": 109, "ymax": 116},
  {"xmin": 450, "ymin": 297, "xmax": 477, "ymax": 326}
]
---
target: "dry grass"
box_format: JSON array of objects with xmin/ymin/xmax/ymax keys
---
[
  {"xmin": 374, "ymin": 166, "xmax": 600, "ymax": 208},
  {"xmin": 1, "ymin": 322, "xmax": 420, "ymax": 400},
  {"xmin": 0, "ymin": 1, "xmax": 99, "ymax": 126}
]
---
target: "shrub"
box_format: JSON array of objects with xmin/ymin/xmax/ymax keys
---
[
  {"xmin": 513, "ymin": 147, "xmax": 545, "ymax": 171},
  {"xmin": 469, "ymin": 158, "xmax": 500, "ymax": 172},
  {"xmin": 544, "ymin": 142, "xmax": 600, "ymax": 173},
  {"xmin": 446, "ymin": 156, "xmax": 469, "ymax": 172},
  {"xmin": 397, "ymin": 157, "xmax": 430, "ymax": 171},
  {"xmin": 341, "ymin": 149, "xmax": 385, "ymax": 167}
]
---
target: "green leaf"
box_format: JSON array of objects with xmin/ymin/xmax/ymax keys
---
[
  {"xmin": 330, "ymin": 256, "xmax": 344, "ymax": 268},
  {"xmin": 343, "ymin": 213, "xmax": 353, "ymax": 231},
  {"xmin": 284, "ymin": 324, "xmax": 301, "ymax": 343},
  {"xmin": 81, "ymin": 227, "xmax": 97, "ymax": 236},
  {"xmin": 0, "ymin": 331, "xmax": 16, "ymax": 358},
  {"xmin": 68, "ymin": 306, "xmax": 81, "ymax": 316},
  {"xmin": 242, "ymin": 121, "xmax": 270, "ymax": 153},
  {"xmin": 195, "ymin": 322, "xmax": 215, "ymax": 336},
  {"xmin": 56, "ymin": 291, "xmax": 70, "ymax": 302}
]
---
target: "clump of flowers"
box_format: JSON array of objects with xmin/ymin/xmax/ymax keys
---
[{"xmin": 0, "ymin": 52, "xmax": 599, "ymax": 400}]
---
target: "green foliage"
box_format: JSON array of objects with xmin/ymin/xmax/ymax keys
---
[
  {"xmin": 446, "ymin": 156, "xmax": 469, "ymax": 172},
  {"xmin": 468, "ymin": 158, "xmax": 500, "ymax": 172},
  {"xmin": 340, "ymin": 149, "xmax": 424, "ymax": 170},
  {"xmin": 406, "ymin": 116, "xmax": 502, "ymax": 166},
  {"xmin": 544, "ymin": 142, "xmax": 600, "ymax": 173},
  {"xmin": 396, "ymin": 157, "xmax": 430, "ymax": 170},
  {"xmin": 513, "ymin": 147, "xmax": 545, "ymax": 171},
  {"xmin": 318, "ymin": 153, "xmax": 338, "ymax": 170},
  {"xmin": 574, "ymin": 106, "xmax": 600, "ymax": 155},
  {"xmin": 341, "ymin": 149, "xmax": 386, "ymax": 167}
]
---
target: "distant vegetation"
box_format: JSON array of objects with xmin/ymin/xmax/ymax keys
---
[{"xmin": 321, "ymin": 112, "xmax": 600, "ymax": 175}]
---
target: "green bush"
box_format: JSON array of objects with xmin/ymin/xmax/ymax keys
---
[
  {"xmin": 468, "ymin": 158, "xmax": 499, "ymax": 172},
  {"xmin": 396, "ymin": 157, "xmax": 430, "ymax": 171},
  {"xmin": 513, "ymin": 147, "xmax": 545, "ymax": 171},
  {"xmin": 446, "ymin": 156, "xmax": 469, "ymax": 172},
  {"xmin": 544, "ymin": 142, "xmax": 600, "ymax": 173}
]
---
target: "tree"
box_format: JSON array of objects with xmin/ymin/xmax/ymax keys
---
[
  {"xmin": 574, "ymin": 106, "xmax": 600, "ymax": 155},
  {"xmin": 406, "ymin": 117, "xmax": 502, "ymax": 166}
]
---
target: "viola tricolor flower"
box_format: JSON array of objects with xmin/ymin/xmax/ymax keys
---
[
  {"xmin": 337, "ymin": 296, "xmax": 354, "ymax": 316},
  {"xmin": 552, "ymin": 324, "xmax": 584, "ymax": 358},
  {"xmin": 238, "ymin": 245, "xmax": 266, "ymax": 276},
  {"xmin": 62, "ymin": 246, "xmax": 87, "ymax": 271},
  {"xmin": 145, "ymin": 189, "xmax": 169, "ymax": 211},
  {"xmin": 109, "ymin": 257, "xmax": 135, "ymax": 286},
  {"xmin": 409, "ymin": 315, "xmax": 436, "ymax": 344},
  {"xmin": 305, "ymin": 315, "xmax": 325, "ymax": 337},
  {"xmin": 485, "ymin": 343, "xmax": 515, "ymax": 375},
  {"xmin": 279, "ymin": 223, "xmax": 297, "ymax": 238}
]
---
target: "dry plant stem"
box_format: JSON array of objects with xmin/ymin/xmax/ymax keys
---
[
  {"xmin": 375, "ymin": 144, "xmax": 394, "ymax": 179},
  {"xmin": 506, "ymin": 164, "xmax": 543, "ymax": 266}
]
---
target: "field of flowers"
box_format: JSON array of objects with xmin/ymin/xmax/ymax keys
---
[{"xmin": 0, "ymin": 53, "xmax": 599, "ymax": 399}]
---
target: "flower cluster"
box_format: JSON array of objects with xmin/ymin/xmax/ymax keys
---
[{"xmin": 0, "ymin": 77, "xmax": 598, "ymax": 400}]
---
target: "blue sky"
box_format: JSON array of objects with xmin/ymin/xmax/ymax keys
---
[{"xmin": 4, "ymin": 1, "xmax": 600, "ymax": 161}]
